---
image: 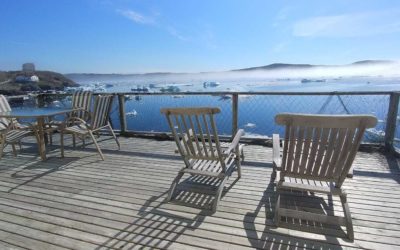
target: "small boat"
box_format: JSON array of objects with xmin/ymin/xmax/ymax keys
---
[
  {"xmin": 301, "ymin": 79, "xmax": 326, "ymax": 83},
  {"xmin": 218, "ymin": 95, "xmax": 231, "ymax": 101},
  {"xmin": 244, "ymin": 123, "xmax": 256, "ymax": 128},
  {"xmin": 203, "ymin": 81, "xmax": 220, "ymax": 88},
  {"xmin": 160, "ymin": 86, "xmax": 181, "ymax": 93},
  {"xmin": 131, "ymin": 86, "xmax": 149, "ymax": 92},
  {"xmin": 126, "ymin": 110, "xmax": 138, "ymax": 116},
  {"xmin": 124, "ymin": 95, "xmax": 134, "ymax": 100}
]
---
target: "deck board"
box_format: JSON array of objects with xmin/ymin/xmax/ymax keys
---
[{"xmin": 0, "ymin": 136, "xmax": 399, "ymax": 249}]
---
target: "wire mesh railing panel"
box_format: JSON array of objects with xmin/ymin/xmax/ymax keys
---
[
  {"xmin": 123, "ymin": 94, "xmax": 233, "ymax": 135},
  {"xmin": 5, "ymin": 93, "xmax": 393, "ymax": 144},
  {"xmin": 238, "ymin": 94, "xmax": 389, "ymax": 142}
]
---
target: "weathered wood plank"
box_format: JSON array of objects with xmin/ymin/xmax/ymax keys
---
[{"xmin": 0, "ymin": 136, "xmax": 399, "ymax": 249}]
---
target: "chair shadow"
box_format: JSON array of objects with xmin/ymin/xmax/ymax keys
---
[
  {"xmin": 94, "ymin": 167, "xmax": 242, "ymax": 248},
  {"xmin": 95, "ymin": 189, "xmax": 207, "ymax": 249},
  {"xmin": 173, "ymin": 173, "xmax": 240, "ymax": 212},
  {"xmin": 243, "ymin": 172, "xmax": 345, "ymax": 248},
  {"xmin": 0, "ymin": 143, "xmax": 43, "ymax": 172},
  {"xmin": 7, "ymin": 156, "xmax": 94, "ymax": 193}
]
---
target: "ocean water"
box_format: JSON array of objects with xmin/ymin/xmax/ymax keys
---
[{"xmin": 58, "ymin": 74, "xmax": 400, "ymax": 142}]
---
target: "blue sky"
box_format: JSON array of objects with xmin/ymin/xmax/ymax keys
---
[{"xmin": 1, "ymin": 0, "xmax": 400, "ymax": 73}]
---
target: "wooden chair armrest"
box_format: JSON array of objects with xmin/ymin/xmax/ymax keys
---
[
  {"xmin": 273, "ymin": 134, "xmax": 282, "ymax": 170},
  {"xmin": 62, "ymin": 117, "xmax": 91, "ymax": 130},
  {"xmin": 224, "ymin": 129, "xmax": 245, "ymax": 155},
  {"xmin": 0, "ymin": 120, "xmax": 13, "ymax": 133}
]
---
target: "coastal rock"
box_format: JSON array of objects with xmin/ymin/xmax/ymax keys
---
[{"xmin": 0, "ymin": 70, "xmax": 78, "ymax": 95}]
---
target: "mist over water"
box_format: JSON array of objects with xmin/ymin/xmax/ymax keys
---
[
  {"xmin": 68, "ymin": 62, "xmax": 400, "ymax": 92},
  {"xmin": 54, "ymin": 63, "xmax": 399, "ymax": 141}
]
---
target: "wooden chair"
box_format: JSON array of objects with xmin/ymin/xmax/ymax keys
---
[
  {"xmin": 0, "ymin": 95, "xmax": 35, "ymax": 158},
  {"xmin": 273, "ymin": 113, "xmax": 377, "ymax": 241},
  {"xmin": 161, "ymin": 107, "xmax": 244, "ymax": 212},
  {"xmin": 60, "ymin": 94, "xmax": 120, "ymax": 160}
]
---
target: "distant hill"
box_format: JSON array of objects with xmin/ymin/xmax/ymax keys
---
[
  {"xmin": 65, "ymin": 60, "xmax": 397, "ymax": 78},
  {"xmin": 0, "ymin": 70, "xmax": 78, "ymax": 95},
  {"xmin": 232, "ymin": 63, "xmax": 315, "ymax": 71},
  {"xmin": 351, "ymin": 60, "xmax": 395, "ymax": 65},
  {"xmin": 232, "ymin": 60, "xmax": 396, "ymax": 72}
]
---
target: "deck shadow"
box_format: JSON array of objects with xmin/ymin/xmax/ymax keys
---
[
  {"xmin": 95, "ymin": 190, "xmax": 206, "ymax": 249},
  {"xmin": 7, "ymin": 157, "xmax": 83, "ymax": 193},
  {"xmin": 243, "ymin": 172, "xmax": 345, "ymax": 248}
]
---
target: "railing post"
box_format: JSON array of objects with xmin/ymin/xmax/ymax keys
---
[
  {"xmin": 232, "ymin": 93, "xmax": 239, "ymax": 139},
  {"xmin": 118, "ymin": 94, "xmax": 127, "ymax": 135},
  {"xmin": 385, "ymin": 92, "xmax": 400, "ymax": 151},
  {"xmin": 36, "ymin": 94, "xmax": 45, "ymax": 107}
]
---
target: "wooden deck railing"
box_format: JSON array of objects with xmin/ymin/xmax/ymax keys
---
[{"xmin": 8, "ymin": 90, "xmax": 400, "ymax": 152}]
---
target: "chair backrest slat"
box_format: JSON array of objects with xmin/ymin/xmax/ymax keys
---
[
  {"xmin": 333, "ymin": 128, "xmax": 356, "ymax": 178},
  {"xmin": 276, "ymin": 113, "xmax": 377, "ymax": 187},
  {"xmin": 292, "ymin": 126, "xmax": 304, "ymax": 174},
  {"xmin": 312, "ymin": 128, "xmax": 330, "ymax": 176},
  {"xmin": 188, "ymin": 115, "xmax": 203, "ymax": 156},
  {"xmin": 0, "ymin": 95, "xmax": 12, "ymax": 130},
  {"xmin": 319, "ymin": 128, "xmax": 339, "ymax": 177},
  {"xmin": 326, "ymin": 128, "xmax": 347, "ymax": 177},
  {"xmin": 195, "ymin": 114, "xmax": 209, "ymax": 157},
  {"xmin": 209, "ymin": 112, "xmax": 225, "ymax": 165},
  {"xmin": 202, "ymin": 113, "xmax": 215, "ymax": 158},
  {"xmin": 91, "ymin": 95, "xmax": 113, "ymax": 129},
  {"xmin": 305, "ymin": 127, "xmax": 321, "ymax": 175},
  {"xmin": 175, "ymin": 114, "xmax": 191, "ymax": 156},
  {"xmin": 161, "ymin": 107, "xmax": 226, "ymax": 172},
  {"xmin": 181, "ymin": 114, "xmax": 196, "ymax": 155},
  {"xmin": 71, "ymin": 91, "xmax": 93, "ymax": 120},
  {"xmin": 298, "ymin": 127, "xmax": 313, "ymax": 174}
]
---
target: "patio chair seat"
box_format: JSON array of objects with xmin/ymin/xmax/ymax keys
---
[
  {"xmin": 184, "ymin": 152, "xmax": 236, "ymax": 178},
  {"xmin": 5, "ymin": 130, "xmax": 33, "ymax": 143},
  {"xmin": 64, "ymin": 124, "xmax": 90, "ymax": 135}
]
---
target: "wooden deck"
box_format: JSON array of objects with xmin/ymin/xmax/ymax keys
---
[{"xmin": 0, "ymin": 136, "xmax": 399, "ymax": 249}]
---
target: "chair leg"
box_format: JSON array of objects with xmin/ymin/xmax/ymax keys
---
[
  {"xmin": 11, "ymin": 143, "xmax": 17, "ymax": 157},
  {"xmin": 212, "ymin": 176, "xmax": 228, "ymax": 213},
  {"xmin": 0, "ymin": 135, "xmax": 6, "ymax": 159},
  {"xmin": 235, "ymin": 151, "xmax": 242, "ymax": 179},
  {"xmin": 167, "ymin": 172, "xmax": 184, "ymax": 202},
  {"xmin": 82, "ymin": 137, "xmax": 85, "ymax": 148},
  {"xmin": 60, "ymin": 131, "xmax": 65, "ymax": 158},
  {"xmin": 274, "ymin": 193, "xmax": 281, "ymax": 227},
  {"xmin": 88, "ymin": 131, "xmax": 104, "ymax": 160},
  {"xmin": 72, "ymin": 134, "xmax": 76, "ymax": 148},
  {"xmin": 340, "ymin": 193, "xmax": 354, "ymax": 241},
  {"xmin": 48, "ymin": 132, "xmax": 53, "ymax": 145},
  {"xmin": 108, "ymin": 123, "xmax": 120, "ymax": 149}
]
